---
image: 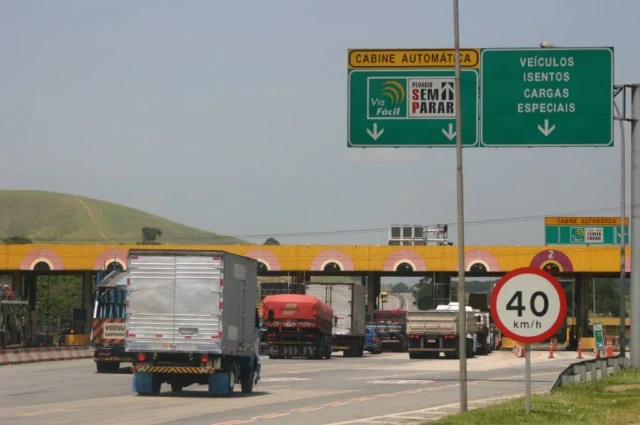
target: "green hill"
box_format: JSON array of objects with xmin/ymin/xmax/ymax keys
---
[{"xmin": 0, "ymin": 190, "xmax": 246, "ymax": 244}]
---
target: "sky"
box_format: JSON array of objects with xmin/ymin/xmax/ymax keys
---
[{"xmin": 0, "ymin": 0, "xmax": 637, "ymax": 246}]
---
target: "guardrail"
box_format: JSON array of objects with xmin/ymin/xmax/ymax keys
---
[{"xmin": 551, "ymin": 355, "xmax": 630, "ymax": 389}]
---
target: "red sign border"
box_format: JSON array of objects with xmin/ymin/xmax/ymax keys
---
[{"xmin": 490, "ymin": 267, "xmax": 567, "ymax": 344}]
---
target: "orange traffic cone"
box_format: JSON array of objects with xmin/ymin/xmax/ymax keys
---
[
  {"xmin": 548, "ymin": 344, "xmax": 555, "ymax": 358},
  {"xmin": 606, "ymin": 339, "xmax": 613, "ymax": 357},
  {"xmin": 577, "ymin": 341, "xmax": 583, "ymax": 359}
]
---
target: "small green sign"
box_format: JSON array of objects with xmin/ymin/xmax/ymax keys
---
[
  {"xmin": 480, "ymin": 47, "xmax": 614, "ymax": 147},
  {"xmin": 546, "ymin": 225, "xmax": 629, "ymax": 245},
  {"xmin": 594, "ymin": 322, "xmax": 605, "ymax": 351}
]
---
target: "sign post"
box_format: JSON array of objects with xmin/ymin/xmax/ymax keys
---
[{"xmin": 490, "ymin": 267, "xmax": 568, "ymax": 414}]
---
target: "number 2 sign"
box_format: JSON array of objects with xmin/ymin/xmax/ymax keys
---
[{"xmin": 490, "ymin": 267, "xmax": 567, "ymax": 344}]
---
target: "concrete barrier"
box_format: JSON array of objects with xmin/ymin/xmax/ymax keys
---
[{"xmin": 0, "ymin": 346, "xmax": 93, "ymax": 366}]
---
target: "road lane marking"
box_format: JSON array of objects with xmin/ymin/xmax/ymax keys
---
[
  {"xmin": 324, "ymin": 401, "xmax": 352, "ymax": 406},
  {"xmin": 255, "ymin": 412, "xmax": 289, "ymax": 419},
  {"xmin": 212, "ymin": 420, "xmax": 254, "ymax": 425},
  {"xmin": 296, "ymin": 407, "xmax": 323, "ymax": 412},
  {"xmin": 16, "ymin": 408, "xmax": 77, "ymax": 417}
]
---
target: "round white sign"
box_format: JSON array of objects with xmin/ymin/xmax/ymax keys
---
[{"xmin": 491, "ymin": 267, "xmax": 567, "ymax": 343}]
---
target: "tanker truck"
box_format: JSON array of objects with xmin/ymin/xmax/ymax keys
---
[{"xmin": 262, "ymin": 294, "xmax": 333, "ymax": 359}]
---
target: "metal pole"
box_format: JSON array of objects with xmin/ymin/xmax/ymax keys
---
[
  {"xmin": 631, "ymin": 84, "xmax": 640, "ymax": 367},
  {"xmin": 592, "ymin": 277, "xmax": 596, "ymax": 315},
  {"xmin": 525, "ymin": 343, "xmax": 531, "ymax": 414},
  {"xmin": 614, "ymin": 100, "xmax": 626, "ymax": 357},
  {"xmin": 453, "ymin": 0, "xmax": 468, "ymax": 412}
]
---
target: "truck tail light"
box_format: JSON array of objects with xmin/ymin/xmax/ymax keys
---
[
  {"xmin": 220, "ymin": 278, "xmax": 224, "ymax": 288},
  {"xmin": 137, "ymin": 352, "xmax": 146, "ymax": 362},
  {"xmin": 305, "ymin": 333, "xmax": 316, "ymax": 339},
  {"xmin": 201, "ymin": 354, "xmax": 209, "ymax": 363},
  {"xmin": 267, "ymin": 333, "xmax": 276, "ymax": 341}
]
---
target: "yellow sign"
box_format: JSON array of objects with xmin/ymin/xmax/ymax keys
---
[
  {"xmin": 348, "ymin": 49, "xmax": 480, "ymax": 69},
  {"xmin": 545, "ymin": 216, "xmax": 629, "ymax": 226}
]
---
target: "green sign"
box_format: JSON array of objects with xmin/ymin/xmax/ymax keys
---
[
  {"xmin": 593, "ymin": 322, "xmax": 605, "ymax": 351},
  {"xmin": 480, "ymin": 47, "xmax": 613, "ymax": 147},
  {"xmin": 348, "ymin": 69, "xmax": 479, "ymax": 147},
  {"xmin": 545, "ymin": 216, "xmax": 629, "ymax": 245}
]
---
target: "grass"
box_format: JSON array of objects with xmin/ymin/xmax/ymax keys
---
[
  {"xmin": 427, "ymin": 368, "xmax": 640, "ymax": 425},
  {"xmin": 0, "ymin": 190, "xmax": 246, "ymax": 244}
]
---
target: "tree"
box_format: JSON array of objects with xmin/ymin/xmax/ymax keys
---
[
  {"xmin": 263, "ymin": 237, "xmax": 280, "ymax": 245},
  {"xmin": 2, "ymin": 236, "xmax": 33, "ymax": 244},
  {"xmin": 141, "ymin": 227, "xmax": 162, "ymax": 244},
  {"xmin": 390, "ymin": 282, "xmax": 410, "ymax": 293}
]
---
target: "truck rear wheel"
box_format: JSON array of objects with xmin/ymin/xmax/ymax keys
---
[
  {"xmin": 96, "ymin": 361, "xmax": 120, "ymax": 373},
  {"xmin": 241, "ymin": 367, "xmax": 254, "ymax": 393}
]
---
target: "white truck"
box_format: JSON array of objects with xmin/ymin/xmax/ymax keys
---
[
  {"xmin": 305, "ymin": 282, "xmax": 366, "ymax": 357},
  {"xmin": 406, "ymin": 302, "xmax": 477, "ymax": 359},
  {"xmin": 125, "ymin": 250, "xmax": 260, "ymax": 396}
]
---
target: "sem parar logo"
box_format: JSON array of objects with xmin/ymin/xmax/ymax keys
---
[{"xmin": 368, "ymin": 78, "xmax": 407, "ymax": 118}]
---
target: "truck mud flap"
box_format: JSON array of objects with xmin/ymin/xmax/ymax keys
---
[
  {"xmin": 131, "ymin": 366, "xmax": 216, "ymax": 374},
  {"xmin": 208, "ymin": 372, "xmax": 233, "ymax": 396}
]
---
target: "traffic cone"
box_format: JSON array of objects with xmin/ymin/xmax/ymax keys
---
[
  {"xmin": 548, "ymin": 344, "xmax": 555, "ymax": 358},
  {"xmin": 577, "ymin": 341, "xmax": 583, "ymax": 359},
  {"xmin": 606, "ymin": 339, "xmax": 613, "ymax": 357}
]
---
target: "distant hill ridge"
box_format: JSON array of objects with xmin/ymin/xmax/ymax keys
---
[{"xmin": 0, "ymin": 190, "xmax": 246, "ymax": 244}]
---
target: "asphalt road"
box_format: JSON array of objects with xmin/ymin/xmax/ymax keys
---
[
  {"xmin": 0, "ymin": 349, "xmax": 590, "ymax": 425},
  {"xmin": 383, "ymin": 293, "xmax": 417, "ymax": 312}
]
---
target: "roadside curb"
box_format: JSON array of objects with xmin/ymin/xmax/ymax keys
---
[{"xmin": 0, "ymin": 346, "xmax": 93, "ymax": 366}]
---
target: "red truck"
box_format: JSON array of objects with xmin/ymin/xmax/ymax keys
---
[
  {"xmin": 368, "ymin": 309, "xmax": 408, "ymax": 352},
  {"xmin": 262, "ymin": 294, "xmax": 333, "ymax": 360}
]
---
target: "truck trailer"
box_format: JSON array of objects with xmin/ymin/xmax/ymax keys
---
[
  {"xmin": 406, "ymin": 302, "xmax": 477, "ymax": 359},
  {"xmin": 125, "ymin": 250, "xmax": 260, "ymax": 396},
  {"xmin": 91, "ymin": 270, "xmax": 134, "ymax": 373},
  {"xmin": 262, "ymin": 294, "xmax": 333, "ymax": 359},
  {"xmin": 304, "ymin": 282, "xmax": 366, "ymax": 357}
]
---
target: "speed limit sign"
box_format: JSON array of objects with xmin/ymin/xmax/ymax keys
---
[{"xmin": 490, "ymin": 267, "xmax": 567, "ymax": 344}]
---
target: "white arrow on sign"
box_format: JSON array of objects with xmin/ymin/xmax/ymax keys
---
[
  {"xmin": 367, "ymin": 123, "xmax": 384, "ymax": 141},
  {"xmin": 442, "ymin": 123, "xmax": 456, "ymax": 141},
  {"xmin": 537, "ymin": 119, "xmax": 556, "ymax": 137}
]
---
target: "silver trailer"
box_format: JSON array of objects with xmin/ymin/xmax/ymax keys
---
[
  {"xmin": 125, "ymin": 250, "xmax": 259, "ymax": 396},
  {"xmin": 305, "ymin": 282, "xmax": 366, "ymax": 357}
]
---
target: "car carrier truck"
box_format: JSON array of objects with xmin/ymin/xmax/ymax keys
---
[
  {"xmin": 305, "ymin": 282, "xmax": 366, "ymax": 357},
  {"xmin": 91, "ymin": 270, "xmax": 134, "ymax": 372},
  {"xmin": 262, "ymin": 294, "xmax": 333, "ymax": 359},
  {"xmin": 125, "ymin": 250, "xmax": 260, "ymax": 396},
  {"xmin": 406, "ymin": 302, "xmax": 477, "ymax": 359}
]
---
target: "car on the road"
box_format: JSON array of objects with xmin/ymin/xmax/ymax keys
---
[{"xmin": 364, "ymin": 326, "xmax": 382, "ymax": 354}]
